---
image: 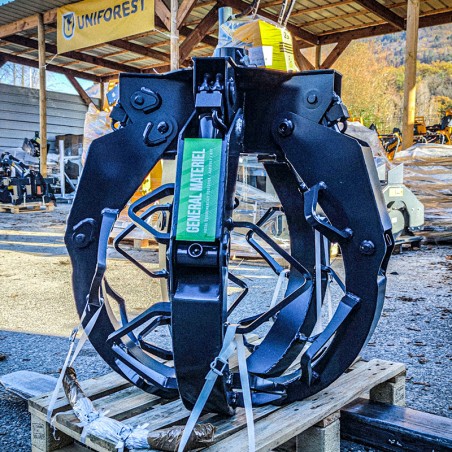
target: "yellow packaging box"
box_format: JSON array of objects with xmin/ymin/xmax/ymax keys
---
[{"xmin": 232, "ymin": 19, "xmax": 298, "ymax": 72}]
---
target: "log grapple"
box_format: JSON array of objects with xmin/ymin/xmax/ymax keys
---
[{"xmin": 65, "ymin": 56, "xmax": 394, "ymax": 416}]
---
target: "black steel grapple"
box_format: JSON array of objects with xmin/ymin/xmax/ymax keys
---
[{"xmin": 65, "ymin": 56, "xmax": 393, "ymax": 416}]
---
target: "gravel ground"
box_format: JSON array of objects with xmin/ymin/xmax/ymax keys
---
[{"xmin": 0, "ymin": 204, "xmax": 451, "ymax": 451}]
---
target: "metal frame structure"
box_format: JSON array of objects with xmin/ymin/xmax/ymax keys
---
[{"xmin": 65, "ymin": 54, "xmax": 394, "ymax": 414}]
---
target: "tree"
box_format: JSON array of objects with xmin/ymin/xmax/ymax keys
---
[{"xmin": 335, "ymin": 41, "xmax": 402, "ymax": 132}]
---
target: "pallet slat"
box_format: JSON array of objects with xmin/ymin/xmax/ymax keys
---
[
  {"xmin": 206, "ymin": 360, "xmax": 405, "ymax": 451},
  {"xmin": 29, "ymin": 359, "xmax": 405, "ymax": 452}
]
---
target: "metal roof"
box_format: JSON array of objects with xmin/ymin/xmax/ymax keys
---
[
  {"xmin": 0, "ymin": 0, "xmax": 78, "ymax": 26},
  {"xmin": 0, "ymin": 0, "xmax": 451, "ymax": 82}
]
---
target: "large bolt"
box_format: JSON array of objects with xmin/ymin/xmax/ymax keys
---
[
  {"xmin": 278, "ymin": 119, "xmax": 294, "ymax": 137},
  {"xmin": 359, "ymin": 240, "xmax": 375, "ymax": 255},
  {"xmin": 157, "ymin": 121, "xmax": 169, "ymax": 134},
  {"xmin": 307, "ymin": 94, "xmax": 318, "ymax": 104},
  {"xmin": 74, "ymin": 233, "xmax": 86, "ymax": 245},
  {"xmin": 188, "ymin": 243, "xmax": 204, "ymax": 258},
  {"xmin": 133, "ymin": 94, "xmax": 145, "ymax": 105}
]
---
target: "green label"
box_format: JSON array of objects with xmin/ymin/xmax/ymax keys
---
[{"xmin": 176, "ymin": 138, "xmax": 222, "ymax": 242}]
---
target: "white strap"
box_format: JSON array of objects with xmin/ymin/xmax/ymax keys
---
[
  {"xmin": 323, "ymin": 236, "xmax": 333, "ymax": 321},
  {"xmin": 177, "ymin": 325, "xmax": 237, "ymax": 452},
  {"xmin": 46, "ymin": 338, "xmax": 76, "ymax": 424},
  {"xmin": 46, "ymin": 302, "xmax": 104, "ymax": 424},
  {"xmin": 236, "ymin": 334, "xmax": 255, "ymax": 452},
  {"xmin": 69, "ymin": 302, "xmax": 104, "ymax": 367},
  {"xmin": 269, "ymin": 269, "xmax": 289, "ymax": 311},
  {"xmin": 312, "ymin": 230, "xmax": 323, "ymax": 335}
]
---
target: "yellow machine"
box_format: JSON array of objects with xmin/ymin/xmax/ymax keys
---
[
  {"xmin": 429, "ymin": 109, "xmax": 452, "ymax": 145},
  {"xmin": 348, "ymin": 115, "xmax": 364, "ymax": 124},
  {"xmin": 379, "ymin": 128, "xmax": 402, "ymax": 160},
  {"xmin": 414, "ymin": 116, "xmax": 427, "ymax": 136},
  {"xmin": 413, "ymin": 112, "xmax": 452, "ymax": 145}
]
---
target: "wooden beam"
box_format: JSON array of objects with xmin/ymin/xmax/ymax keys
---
[
  {"xmin": 66, "ymin": 74, "xmax": 93, "ymax": 106},
  {"xmin": 291, "ymin": 0, "xmax": 356, "ymax": 17},
  {"xmin": 180, "ymin": 26, "xmax": 218, "ymax": 47},
  {"xmin": 297, "ymin": 2, "xmax": 406, "ymax": 27},
  {"xmin": 295, "ymin": 48, "xmax": 315, "ymax": 71},
  {"xmin": 38, "ymin": 14, "xmax": 47, "ymax": 178},
  {"xmin": 314, "ymin": 44, "xmax": 321, "ymax": 69},
  {"xmin": 142, "ymin": 64, "xmax": 171, "ymax": 73},
  {"xmin": 179, "ymin": 5, "xmax": 219, "ymax": 63},
  {"xmin": 292, "ymin": 39, "xmax": 314, "ymax": 71},
  {"xmin": 318, "ymin": 10, "xmax": 452, "ymax": 44},
  {"xmin": 402, "ymin": 0, "xmax": 420, "ymax": 150},
  {"xmin": 0, "ymin": 9, "xmax": 56, "ymax": 39},
  {"xmin": 171, "ymin": 0, "xmax": 179, "ymax": 70},
  {"xmin": 354, "ymin": 0, "xmax": 404, "ymax": 30},
  {"xmin": 0, "ymin": 52, "xmax": 102, "ymax": 82},
  {"xmin": 57, "ymin": 49, "xmax": 139, "ymax": 73},
  {"xmin": 320, "ymin": 39, "xmax": 351, "ymax": 68},
  {"xmin": 418, "ymin": 9, "xmax": 452, "ymax": 27},
  {"xmin": 342, "ymin": 399, "xmax": 452, "ymax": 451},
  {"xmin": 221, "ymin": 0, "xmax": 319, "ymax": 45},
  {"xmin": 156, "ymin": 0, "xmax": 171, "ymax": 30},
  {"xmin": 298, "ymin": 52, "xmax": 315, "ymax": 71},
  {"xmin": 3, "ymin": 35, "xmax": 140, "ymax": 73},
  {"xmin": 101, "ymin": 73, "xmax": 122, "ymax": 82},
  {"xmin": 109, "ymin": 39, "xmax": 170, "ymax": 63},
  {"xmin": 177, "ymin": 0, "xmax": 198, "ymax": 27}
]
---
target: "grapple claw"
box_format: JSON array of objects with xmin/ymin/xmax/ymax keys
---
[{"xmin": 66, "ymin": 57, "xmax": 393, "ymax": 415}]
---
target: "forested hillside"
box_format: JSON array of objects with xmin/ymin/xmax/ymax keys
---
[
  {"xmin": 332, "ymin": 23, "xmax": 452, "ymax": 133},
  {"xmin": 378, "ymin": 24, "xmax": 452, "ymax": 66}
]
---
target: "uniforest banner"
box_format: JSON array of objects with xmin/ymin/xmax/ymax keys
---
[{"xmin": 57, "ymin": 0, "xmax": 154, "ymax": 53}]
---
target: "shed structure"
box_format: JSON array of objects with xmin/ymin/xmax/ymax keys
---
[{"xmin": 0, "ymin": 0, "xmax": 451, "ymax": 172}]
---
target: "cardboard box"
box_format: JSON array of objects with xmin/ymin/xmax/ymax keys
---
[{"xmin": 233, "ymin": 19, "xmax": 298, "ymax": 72}]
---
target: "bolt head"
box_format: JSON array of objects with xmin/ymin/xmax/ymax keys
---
[
  {"xmin": 157, "ymin": 121, "xmax": 169, "ymax": 134},
  {"xmin": 307, "ymin": 94, "xmax": 318, "ymax": 104},
  {"xmin": 133, "ymin": 94, "xmax": 145, "ymax": 105},
  {"xmin": 74, "ymin": 233, "xmax": 86, "ymax": 245},
  {"xmin": 359, "ymin": 240, "xmax": 375, "ymax": 255},
  {"xmin": 278, "ymin": 119, "xmax": 294, "ymax": 137},
  {"xmin": 188, "ymin": 243, "xmax": 203, "ymax": 258}
]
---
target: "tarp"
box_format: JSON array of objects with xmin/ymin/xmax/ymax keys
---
[
  {"xmin": 0, "ymin": 371, "xmax": 57, "ymax": 399},
  {"xmin": 393, "ymin": 144, "xmax": 452, "ymax": 242}
]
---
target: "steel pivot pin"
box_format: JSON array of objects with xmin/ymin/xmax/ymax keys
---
[{"xmin": 278, "ymin": 119, "xmax": 294, "ymax": 137}]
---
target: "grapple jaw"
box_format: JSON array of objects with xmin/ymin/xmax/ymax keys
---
[{"xmin": 65, "ymin": 57, "xmax": 393, "ymax": 415}]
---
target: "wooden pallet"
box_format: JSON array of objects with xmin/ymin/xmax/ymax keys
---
[
  {"xmin": 0, "ymin": 201, "xmax": 55, "ymax": 214},
  {"xmin": 28, "ymin": 358, "xmax": 405, "ymax": 452},
  {"xmin": 108, "ymin": 226, "xmax": 158, "ymax": 250}
]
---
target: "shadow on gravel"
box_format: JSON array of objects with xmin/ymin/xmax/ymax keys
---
[{"xmin": 0, "ymin": 233, "xmax": 67, "ymax": 257}]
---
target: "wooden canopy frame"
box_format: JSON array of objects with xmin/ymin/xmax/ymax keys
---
[{"xmin": 0, "ymin": 0, "xmax": 450, "ymax": 172}]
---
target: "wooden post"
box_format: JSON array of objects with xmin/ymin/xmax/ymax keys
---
[
  {"xmin": 38, "ymin": 13, "xmax": 47, "ymax": 177},
  {"xmin": 315, "ymin": 44, "xmax": 321, "ymax": 70},
  {"xmin": 170, "ymin": 0, "xmax": 179, "ymax": 71},
  {"xmin": 159, "ymin": 0, "xmax": 180, "ymax": 301},
  {"xmin": 100, "ymin": 81, "xmax": 105, "ymax": 110},
  {"xmin": 401, "ymin": 0, "xmax": 420, "ymax": 150}
]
